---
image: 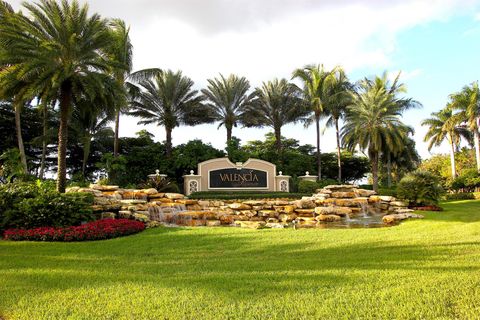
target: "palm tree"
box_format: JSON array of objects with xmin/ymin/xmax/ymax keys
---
[
  {"xmin": 422, "ymin": 107, "xmax": 471, "ymax": 178},
  {"xmin": 293, "ymin": 64, "xmax": 336, "ymax": 180},
  {"xmin": 342, "ymin": 74, "xmax": 413, "ymax": 192},
  {"xmin": 243, "ymin": 78, "xmax": 304, "ymax": 153},
  {"xmin": 108, "ymin": 19, "xmax": 161, "ymax": 158},
  {"xmin": 129, "ymin": 70, "xmax": 206, "ymax": 157},
  {"xmin": 202, "ymin": 74, "xmax": 253, "ymax": 143},
  {"xmin": 0, "ymin": 0, "xmax": 120, "ymax": 192},
  {"xmin": 323, "ymin": 67, "xmax": 353, "ymax": 182},
  {"xmin": 450, "ymin": 81, "xmax": 480, "ymax": 172}
]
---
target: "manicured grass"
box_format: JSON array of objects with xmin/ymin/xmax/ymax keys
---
[{"xmin": 1, "ymin": 201, "xmax": 480, "ymax": 319}]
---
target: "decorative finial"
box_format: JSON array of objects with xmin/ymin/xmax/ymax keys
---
[
  {"xmin": 190, "ymin": 170, "xmax": 194, "ymax": 175},
  {"xmin": 306, "ymin": 171, "xmax": 310, "ymax": 176},
  {"xmin": 155, "ymin": 169, "xmax": 160, "ymax": 175},
  {"xmin": 279, "ymin": 171, "xmax": 283, "ymax": 176}
]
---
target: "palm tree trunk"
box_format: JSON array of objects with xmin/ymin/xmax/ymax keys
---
[
  {"xmin": 165, "ymin": 126, "xmax": 172, "ymax": 157},
  {"xmin": 371, "ymin": 150, "xmax": 379, "ymax": 193},
  {"xmin": 449, "ymin": 134, "xmax": 457, "ymax": 178},
  {"xmin": 226, "ymin": 126, "xmax": 232, "ymax": 144},
  {"xmin": 82, "ymin": 134, "xmax": 91, "ymax": 178},
  {"xmin": 475, "ymin": 118, "xmax": 480, "ymax": 172},
  {"xmin": 274, "ymin": 126, "xmax": 282, "ymax": 154},
  {"xmin": 14, "ymin": 99, "xmax": 28, "ymax": 174},
  {"xmin": 316, "ymin": 116, "xmax": 322, "ymax": 181},
  {"xmin": 387, "ymin": 152, "xmax": 392, "ymax": 188},
  {"xmin": 114, "ymin": 109, "xmax": 120, "ymax": 157},
  {"xmin": 335, "ymin": 117, "xmax": 341, "ymax": 183},
  {"xmin": 39, "ymin": 103, "xmax": 48, "ymax": 179},
  {"xmin": 57, "ymin": 81, "xmax": 72, "ymax": 193}
]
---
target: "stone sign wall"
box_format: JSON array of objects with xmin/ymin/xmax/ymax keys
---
[{"xmin": 183, "ymin": 157, "xmax": 290, "ymax": 195}]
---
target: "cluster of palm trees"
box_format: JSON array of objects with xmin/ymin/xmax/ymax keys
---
[
  {"xmin": 0, "ymin": 0, "xmax": 419, "ymax": 193},
  {"xmin": 423, "ymin": 81, "xmax": 480, "ymax": 178}
]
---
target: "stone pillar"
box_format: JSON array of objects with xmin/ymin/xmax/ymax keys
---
[
  {"xmin": 183, "ymin": 170, "xmax": 202, "ymax": 196},
  {"xmin": 275, "ymin": 171, "xmax": 291, "ymax": 192},
  {"xmin": 298, "ymin": 171, "xmax": 318, "ymax": 182}
]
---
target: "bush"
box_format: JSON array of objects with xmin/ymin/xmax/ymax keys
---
[
  {"xmin": 297, "ymin": 180, "xmax": 319, "ymax": 193},
  {"xmin": 139, "ymin": 176, "xmax": 180, "ymax": 193},
  {"xmin": 3, "ymin": 219, "xmax": 145, "ymax": 241},
  {"xmin": 444, "ymin": 193, "xmax": 475, "ymax": 201},
  {"xmin": 0, "ymin": 181, "xmax": 94, "ymax": 232},
  {"xmin": 397, "ymin": 170, "xmax": 443, "ymax": 206},
  {"xmin": 378, "ymin": 187, "xmax": 397, "ymax": 197},
  {"xmin": 188, "ymin": 191, "xmax": 309, "ymax": 200}
]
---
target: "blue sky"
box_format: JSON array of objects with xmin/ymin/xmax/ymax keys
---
[{"xmin": 7, "ymin": 0, "xmax": 480, "ymax": 160}]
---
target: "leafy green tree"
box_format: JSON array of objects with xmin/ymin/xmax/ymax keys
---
[
  {"xmin": 129, "ymin": 70, "xmax": 207, "ymax": 157},
  {"xmin": 422, "ymin": 107, "xmax": 471, "ymax": 178},
  {"xmin": 243, "ymin": 78, "xmax": 304, "ymax": 153},
  {"xmin": 450, "ymin": 81, "xmax": 480, "ymax": 172},
  {"xmin": 342, "ymin": 73, "xmax": 415, "ymax": 192},
  {"xmin": 0, "ymin": 0, "xmax": 121, "ymax": 192},
  {"xmin": 202, "ymin": 74, "xmax": 253, "ymax": 143},
  {"xmin": 293, "ymin": 64, "xmax": 336, "ymax": 180}
]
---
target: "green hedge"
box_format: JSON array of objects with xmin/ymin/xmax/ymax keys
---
[
  {"xmin": 0, "ymin": 181, "xmax": 94, "ymax": 232},
  {"xmin": 188, "ymin": 191, "xmax": 309, "ymax": 200},
  {"xmin": 444, "ymin": 192, "xmax": 480, "ymax": 201}
]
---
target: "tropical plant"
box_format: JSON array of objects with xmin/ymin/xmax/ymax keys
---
[
  {"xmin": 450, "ymin": 81, "xmax": 480, "ymax": 172},
  {"xmin": 323, "ymin": 67, "xmax": 353, "ymax": 182},
  {"xmin": 0, "ymin": 0, "xmax": 121, "ymax": 192},
  {"xmin": 243, "ymin": 78, "xmax": 304, "ymax": 153},
  {"xmin": 202, "ymin": 74, "xmax": 253, "ymax": 143},
  {"xmin": 293, "ymin": 64, "xmax": 336, "ymax": 180},
  {"xmin": 397, "ymin": 170, "xmax": 443, "ymax": 206},
  {"xmin": 422, "ymin": 107, "xmax": 471, "ymax": 178},
  {"xmin": 129, "ymin": 70, "xmax": 207, "ymax": 157},
  {"xmin": 342, "ymin": 73, "xmax": 416, "ymax": 192}
]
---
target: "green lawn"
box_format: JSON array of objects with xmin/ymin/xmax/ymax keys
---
[{"xmin": 1, "ymin": 201, "xmax": 480, "ymax": 320}]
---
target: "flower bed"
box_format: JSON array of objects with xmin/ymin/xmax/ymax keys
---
[{"xmin": 3, "ymin": 219, "xmax": 145, "ymax": 242}]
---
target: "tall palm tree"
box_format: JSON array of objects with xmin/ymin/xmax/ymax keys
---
[
  {"xmin": 129, "ymin": 70, "xmax": 206, "ymax": 157},
  {"xmin": 342, "ymin": 75, "xmax": 413, "ymax": 192},
  {"xmin": 108, "ymin": 19, "xmax": 161, "ymax": 158},
  {"xmin": 422, "ymin": 107, "xmax": 471, "ymax": 178},
  {"xmin": 293, "ymin": 64, "xmax": 336, "ymax": 180},
  {"xmin": 450, "ymin": 81, "xmax": 480, "ymax": 172},
  {"xmin": 323, "ymin": 67, "xmax": 352, "ymax": 182},
  {"xmin": 243, "ymin": 78, "xmax": 304, "ymax": 153},
  {"xmin": 202, "ymin": 74, "xmax": 253, "ymax": 143},
  {"xmin": 0, "ymin": 0, "xmax": 120, "ymax": 192}
]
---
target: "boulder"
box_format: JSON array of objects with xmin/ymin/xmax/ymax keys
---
[
  {"xmin": 148, "ymin": 193, "xmax": 166, "ymax": 199},
  {"xmin": 265, "ymin": 222, "xmax": 285, "ymax": 229},
  {"xmin": 101, "ymin": 212, "xmax": 116, "ymax": 219},
  {"xmin": 390, "ymin": 201, "xmax": 409, "ymax": 207},
  {"xmin": 206, "ymin": 220, "xmax": 221, "ymax": 227},
  {"xmin": 118, "ymin": 211, "xmax": 133, "ymax": 219},
  {"xmin": 266, "ymin": 217, "xmax": 279, "ymax": 223},
  {"xmin": 90, "ymin": 184, "xmax": 119, "ymax": 191},
  {"xmin": 316, "ymin": 214, "xmax": 342, "ymax": 222},
  {"xmin": 133, "ymin": 213, "xmax": 150, "ymax": 223},
  {"xmin": 142, "ymin": 188, "xmax": 158, "ymax": 195},
  {"xmin": 175, "ymin": 199, "xmax": 199, "ymax": 205},
  {"xmin": 331, "ymin": 192, "xmax": 356, "ymax": 198},
  {"xmin": 258, "ymin": 210, "xmax": 276, "ymax": 218},
  {"xmin": 120, "ymin": 199, "xmax": 147, "ymax": 205},
  {"xmin": 243, "ymin": 200, "xmax": 266, "ymax": 206},
  {"xmin": 219, "ymin": 214, "xmax": 235, "ymax": 225},
  {"xmin": 295, "ymin": 209, "xmax": 315, "ymax": 216},
  {"xmin": 228, "ymin": 203, "xmax": 252, "ymax": 210},
  {"xmin": 283, "ymin": 205, "xmax": 296, "ymax": 214},
  {"xmin": 315, "ymin": 206, "xmax": 352, "ymax": 216},
  {"xmin": 357, "ymin": 189, "xmax": 376, "ymax": 197},
  {"xmin": 234, "ymin": 221, "xmax": 266, "ymax": 229},
  {"xmin": 382, "ymin": 213, "xmax": 424, "ymax": 224},
  {"xmin": 165, "ymin": 193, "xmax": 185, "ymax": 200},
  {"xmin": 379, "ymin": 196, "xmax": 396, "ymax": 202},
  {"xmin": 146, "ymin": 221, "xmax": 162, "ymax": 228}
]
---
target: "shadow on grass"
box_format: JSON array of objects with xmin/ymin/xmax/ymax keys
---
[{"xmin": 1, "ymin": 225, "xmax": 478, "ymax": 305}]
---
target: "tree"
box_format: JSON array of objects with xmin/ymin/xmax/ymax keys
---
[
  {"xmin": 342, "ymin": 73, "xmax": 414, "ymax": 192},
  {"xmin": 450, "ymin": 81, "xmax": 480, "ymax": 172},
  {"xmin": 0, "ymin": 0, "xmax": 120, "ymax": 192},
  {"xmin": 202, "ymin": 74, "xmax": 253, "ymax": 143},
  {"xmin": 422, "ymin": 107, "xmax": 471, "ymax": 178},
  {"xmin": 324, "ymin": 67, "xmax": 353, "ymax": 182},
  {"xmin": 243, "ymin": 78, "xmax": 304, "ymax": 153},
  {"xmin": 129, "ymin": 70, "xmax": 207, "ymax": 157},
  {"xmin": 293, "ymin": 64, "xmax": 336, "ymax": 180}
]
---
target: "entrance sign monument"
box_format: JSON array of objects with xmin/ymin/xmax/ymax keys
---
[{"xmin": 183, "ymin": 157, "xmax": 290, "ymax": 195}]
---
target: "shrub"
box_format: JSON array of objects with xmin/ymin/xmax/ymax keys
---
[
  {"xmin": 0, "ymin": 181, "xmax": 94, "ymax": 232},
  {"xmin": 297, "ymin": 180, "xmax": 319, "ymax": 194},
  {"xmin": 139, "ymin": 176, "xmax": 180, "ymax": 193},
  {"xmin": 3, "ymin": 219, "xmax": 145, "ymax": 241},
  {"xmin": 444, "ymin": 193, "xmax": 475, "ymax": 201},
  {"xmin": 378, "ymin": 187, "xmax": 397, "ymax": 197},
  {"xmin": 397, "ymin": 170, "xmax": 443, "ymax": 206}
]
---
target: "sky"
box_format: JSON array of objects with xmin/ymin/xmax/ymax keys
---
[{"xmin": 8, "ymin": 0, "xmax": 480, "ymax": 159}]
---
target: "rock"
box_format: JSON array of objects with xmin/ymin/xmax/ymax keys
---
[
  {"xmin": 382, "ymin": 213, "xmax": 424, "ymax": 224},
  {"xmin": 315, "ymin": 206, "xmax": 352, "ymax": 216},
  {"xmin": 357, "ymin": 189, "xmax": 376, "ymax": 197},
  {"xmin": 66, "ymin": 187, "xmax": 80, "ymax": 193},
  {"xmin": 258, "ymin": 209, "xmax": 276, "ymax": 217},
  {"xmin": 332, "ymin": 199, "xmax": 355, "ymax": 207},
  {"xmin": 228, "ymin": 203, "xmax": 252, "ymax": 210},
  {"xmin": 120, "ymin": 199, "xmax": 147, "ymax": 205},
  {"xmin": 274, "ymin": 200, "xmax": 290, "ymax": 206},
  {"xmin": 283, "ymin": 205, "xmax": 296, "ymax": 214},
  {"xmin": 295, "ymin": 209, "xmax": 315, "ymax": 216},
  {"xmin": 352, "ymin": 197, "xmax": 369, "ymax": 205},
  {"xmin": 234, "ymin": 221, "xmax": 266, "ymax": 229},
  {"xmin": 206, "ymin": 220, "xmax": 221, "ymax": 227},
  {"xmin": 232, "ymin": 215, "xmax": 249, "ymax": 221},
  {"xmin": 390, "ymin": 201, "xmax": 409, "ymax": 207},
  {"xmin": 101, "ymin": 212, "xmax": 116, "ymax": 219},
  {"xmin": 300, "ymin": 198, "xmax": 316, "ymax": 209},
  {"xmin": 94, "ymin": 197, "xmax": 112, "ymax": 205},
  {"xmin": 165, "ymin": 193, "xmax": 185, "ymax": 200},
  {"xmin": 219, "ymin": 214, "xmax": 235, "ymax": 225},
  {"xmin": 243, "ymin": 200, "xmax": 266, "ymax": 206},
  {"xmin": 368, "ymin": 196, "xmax": 382, "ymax": 203},
  {"xmin": 90, "ymin": 184, "xmax": 119, "ymax": 191},
  {"xmin": 316, "ymin": 214, "xmax": 342, "ymax": 222},
  {"xmin": 266, "ymin": 217, "xmax": 279, "ymax": 223},
  {"xmin": 118, "ymin": 211, "xmax": 133, "ymax": 219},
  {"xmin": 142, "ymin": 188, "xmax": 158, "ymax": 195},
  {"xmin": 176, "ymin": 211, "xmax": 216, "ymax": 220},
  {"xmin": 122, "ymin": 191, "xmax": 147, "ymax": 199},
  {"xmin": 379, "ymin": 196, "xmax": 396, "ymax": 202},
  {"xmin": 133, "ymin": 213, "xmax": 150, "ymax": 223},
  {"xmin": 148, "ymin": 193, "xmax": 166, "ymax": 199},
  {"xmin": 278, "ymin": 213, "xmax": 296, "ymax": 222},
  {"xmin": 331, "ymin": 192, "xmax": 356, "ymax": 198},
  {"xmin": 265, "ymin": 222, "xmax": 285, "ymax": 229},
  {"xmin": 240, "ymin": 210, "xmax": 257, "ymax": 217},
  {"xmin": 175, "ymin": 199, "xmax": 199, "ymax": 205},
  {"xmin": 186, "ymin": 204, "xmax": 203, "ymax": 211},
  {"xmin": 146, "ymin": 221, "xmax": 163, "ymax": 228}
]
